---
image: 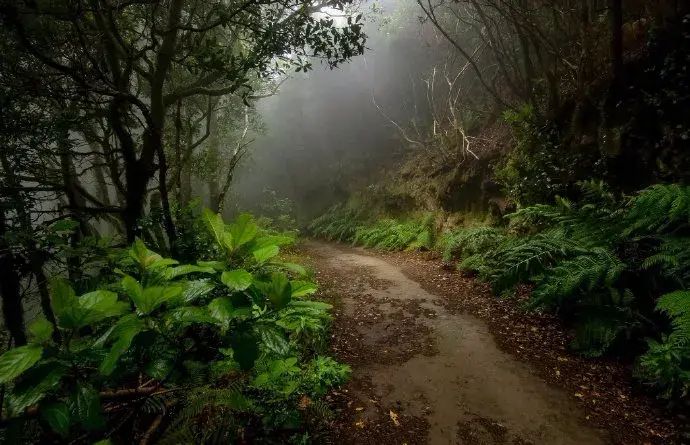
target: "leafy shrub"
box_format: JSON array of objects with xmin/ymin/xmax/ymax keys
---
[{"xmin": 0, "ymin": 210, "xmax": 346, "ymax": 443}]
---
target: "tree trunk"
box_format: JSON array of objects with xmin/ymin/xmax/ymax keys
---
[
  {"xmin": 0, "ymin": 210, "xmax": 27, "ymax": 346},
  {"xmin": 31, "ymin": 263, "xmax": 61, "ymax": 343},
  {"xmin": 206, "ymin": 107, "xmax": 222, "ymax": 212},
  {"xmin": 91, "ymin": 142, "xmax": 112, "ymax": 208},
  {"xmin": 610, "ymin": 0, "xmax": 623, "ymax": 79},
  {"xmin": 209, "ymin": 179, "xmax": 221, "ymax": 213},
  {"xmin": 157, "ymin": 144, "xmax": 178, "ymax": 256}
]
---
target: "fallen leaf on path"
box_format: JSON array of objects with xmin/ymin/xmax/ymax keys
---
[
  {"xmin": 390, "ymin": 409, "xmax": 400, "ymax": 426},
  {"xmin": 355, "ymin": 419, "xmax": 366, "ymax": 429},
  {"xmin": 355, "ymin": 407, "xmax": 364, "ymax": 411}
]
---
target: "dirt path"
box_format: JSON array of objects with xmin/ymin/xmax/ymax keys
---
[{"xmin": 304, "ymin": 240, "xmax": 609, "ymax": 445}]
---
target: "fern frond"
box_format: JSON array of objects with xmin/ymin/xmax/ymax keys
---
[
  {"xmin": 657, "ymin": 290, "xmax": 690, "ymax": 345},
  {"xmin": 531, "ymin": 247, "xmax": 625, "ymax": 309},
  {"xmin": 626, "ymin": 184, "xmax": 690, "ymax": 234},
  {"xmin": 641, "ymin": 236, "xmax": 690, "ymax": 287},
  {"xmin": 307, "ymin": 399, "xmax": 333, "ymax": 420},
  {"xmin": 443, "ymin": 226, "xmax": 507, "ymax": 262}
]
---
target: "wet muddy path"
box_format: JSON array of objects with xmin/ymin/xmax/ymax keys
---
[{"xmin": 304, "ymin": 240, "xmax": 608, "ymax": 445}]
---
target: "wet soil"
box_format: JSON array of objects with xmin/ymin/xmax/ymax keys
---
[{"xmin": 302, "ymin": 240, "xmax": 623, "ymax": 445}]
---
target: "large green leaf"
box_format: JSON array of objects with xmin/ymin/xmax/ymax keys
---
[
  {"xmin": 165, "ymin": 265, "xmax": 215, "ymax": 280},
  {"xmin": 129, "ymin": 238, "xmax": 165, "ymax": 268},
  {"xmin": 70, "ymin": 384, "xmax": 104, "ymax": 431},
  {"xmin": 176, "ymin": 279, "xmax": 216, "ymax": 306},
  {"xmin": 259, "ymin": 327, "xmax": 290, "ymax": 356},
  {"xmin": 28, "ymin": 318, "xmax": 54, "ymax": 343},
  {"xmin": 57, "ymin": 289, "xmax": 129, "ymax": 330},
  {"xmin": 0, "ymin": 345, "xmax": 43, "ymax": 385},
  {"xmin": 167, "ymin": 307, "xmax": 217, "ymax": 326},
  {"xmin": 290, "ymin": 281, "xmax": 318, "ymax": 297},
  {"xmin": 202, "ymin": 209, "xmax": 230, "ymax": 251},
  {"xmin": 251, "ymin": 235, "xmax": 295, "ymax": 250},
  {"xmin": 41, "ymin": 402, "xmax": 70, "ymax": 438},
  {"xmin": 252, "ymin": 245, "xmax": 280, "ymax": 264},
  {"xmin": 78, "ymin": 291, "xmax": 129, "ymax": 326},
  {"xmin": 279, "ymin": 262, "xmax": 307, "ymax": 276},
  {"xmin": 268, "ymin": 273, "xmax": 292, "ymax": 310},
  {"xmin": 230, "ymin": 329, "xmax": 259, "ymax": 371},
  {"xmin": 197, "ymin": 260, "xmax": 226, "ymax": 271},
  {"xmin": 49, "ymin": 278, "xmax": 78, "ymax": 320},
  {"xmin": 121, "ymin": 275, "xmax": 143, "ymax": 302},
  {"xmin": 100, "ymin": 315, "xmax": 145, "ymax": 376},
  {"xmin": 221, "ymin": 269, "xmax": 253, "ymax": 291},
  {"xmin": 228, "ymin": 214, "xmax": 258, "ymax": 249},
  {"xmin": 50, "ymin": 219, "xmax": 79, "ymax": 232},
  {"xmin": 208, "ymin": 297, "xmax": 234, "ymax": 326},
  {"xmin": 135, "ymin": 285, "xmax": 183, "ymax": 315},
  {"xmin": 8, "ymin": 363, "xmax": 67, "ymax": 415}
]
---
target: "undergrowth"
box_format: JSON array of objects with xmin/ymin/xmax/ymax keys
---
[
  {"xmin": 442, "ymin": 181, "xmax": 690, "ymax": 400},
  {"xmin": 0, "ymin": 211, "xmax": 348, "ymax": 443},
  {"xmin": 308, "ymin": 206, "xmax": 435, "ymax": 251},
  {"xmin": 310, "ymin": 181, "xmax": 690, "ymax": 403}
]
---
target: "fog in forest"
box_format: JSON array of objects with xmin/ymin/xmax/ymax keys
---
[{"xmin": 233, "ymin": 0, "xmax": 441, "ymax": 218}]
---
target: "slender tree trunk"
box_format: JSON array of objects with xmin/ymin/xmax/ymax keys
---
[
  {"xmin": 209, "ymin": 180, "xmax": 221, "ymax": 213},
  {"xmin": 206, "ymin": 107, "xmax": 221, "ymax": 212},
  {"xmin": 610, "ymin": 0, "xmax": 623, "ymax": 79},
  {"xmin": 59, "ymin": 136, "xmax": 91, "ymax": 282},
  {"xmin": 31, "ymin": 264, "xmax": 60, "ymax": 343},
  {"xmin": 0, "ymin": 210, "xmax": 27, "ymax": 346},
  {"xmin": 157, "ymin": 145, "xmax": 178, "ymax": 256},
  {"xmin": 91, "ymin": 142, "xmax": 112, "ymax": 208},
  {"xmin": 174, "ymin": 100, "xmax": 183, "ymax": 203}
]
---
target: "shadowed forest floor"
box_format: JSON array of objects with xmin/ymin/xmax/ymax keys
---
[{"xmin": 298, "ymin": 240, "xmax": 676, "ymax": 445}]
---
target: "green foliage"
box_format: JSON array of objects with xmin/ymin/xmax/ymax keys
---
[
  {"xmin": 308, "ymin": 203, "xmax": 362, "ymax": 242},
  {"xmin": 496, "ymin": 105, "xmax": 607, "ymax": 205},
  {"xmin": 312, "ymin": 183, "xmax": 690, "ymax": 402},
  {"xmin": 444, "ymin": 182, "xmax": 690, "ymax": 400},
  {"xmin": 0, "ymin": 211, "xmax": 346, "ymax": 442},
  {"xmin": 626, "ymin": 184, "xmax": 690, "ymax": 234},
  {"xmin": 442, "ymin": 226, "xmax": 507, "ymax": 262},
  {"xmin": 352, "ymin": 216, "xmax": 436, "ymax": 251}
]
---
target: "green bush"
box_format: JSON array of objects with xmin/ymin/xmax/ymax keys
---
[{"xmin": 0, "ymin": 210, "xmax": 347, "ymax": 443}]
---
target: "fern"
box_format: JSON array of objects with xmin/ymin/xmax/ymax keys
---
[
  {"xmin": 308, "ymin": 204, "xmax": 361, "ymax": 242},
  {"xmin": 641, "ymin": 236, "xmax": 690, "ymax": 287},
  {"xmin": 442, "ymin": 226, "xmax": 507, "ymax": 262},
  {"xmin": 637, "ymin": 290, "xmax": 690, "ymax": 398},
  {"xmin": 656, "ymin": 290, "xmax": 690, "ymax": 346},
  {"xmin": 626, "ymin": 184, "xmax": 690, "ymax": 234},
  {"xmin": 307, "ymin": 399, "xmax": 333, "ymax": 420},
  {"xmin": 160, "ymin": 386, "xmax": 252, "ymax": 444},
  {"xmin": 531, "ymin": 247, "xmax": 626, "ymax": 309},
  {"xmin": 352, "ymin": 218, "xmax": 434, "ymax": 251},
  {"xmin": 484, "ymin": 228, "xmax": 595, "ymax": 294}
]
